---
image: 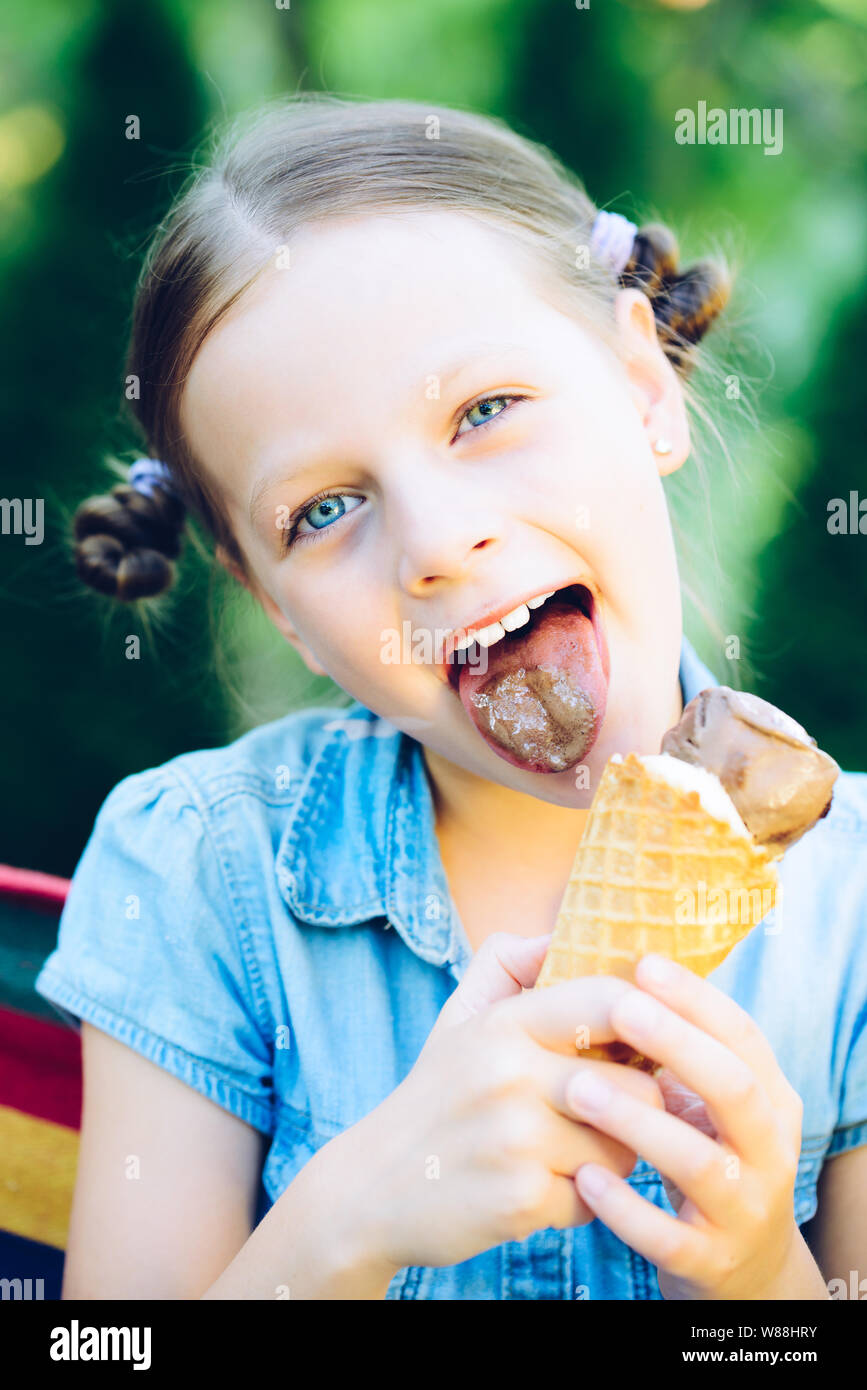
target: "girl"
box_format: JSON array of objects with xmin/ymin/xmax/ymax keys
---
[{"xmin": 37, "ymin": 93, "xmax": 867, "ymax": 1300}]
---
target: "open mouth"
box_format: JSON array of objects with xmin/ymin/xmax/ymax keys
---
[
  {"xmin": 443, "ymin": 580, "xmax": 610, "ymax": 774},
  {"xmin": 444, "ymin": 582, "xmax": 604, "ymax": 690}
]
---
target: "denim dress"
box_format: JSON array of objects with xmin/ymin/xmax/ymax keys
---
[{"xmin": 35, "ymin": 638, "xmax": 867, "ymax": 1299}]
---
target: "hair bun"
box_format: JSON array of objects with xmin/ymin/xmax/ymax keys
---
[
  {"xmin": 623, "ymin": 222, "xmax": 731, "ymax": 372},
  {"xmin": 73, "ymin": 482, "xmax": 186, "ymax": 600}
]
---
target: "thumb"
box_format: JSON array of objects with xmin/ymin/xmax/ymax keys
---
[{"xmin": 431, "ymin": 931, "xmax": 553, "ymax": 1036}]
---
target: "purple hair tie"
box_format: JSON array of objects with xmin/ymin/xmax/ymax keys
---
[
  {"xmin": 590, "ymin": 210, "xmax": 638, "ymax": 277},
  {"xmin": 128, "ymin": 457, "xmax": 183, "ymax": 506}
]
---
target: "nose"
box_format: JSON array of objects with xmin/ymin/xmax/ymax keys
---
[
  {"xmin": 387, "ymin": 448, "xmax": 507, "ymax": 595},
  {"xmin": 397, "ymin": 516, "xmax": 503, "ymax": 598}
]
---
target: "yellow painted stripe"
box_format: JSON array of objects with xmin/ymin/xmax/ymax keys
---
[{"xmin": 0, "ymin": 1103, "xmax": 78, "ymax": 1249}]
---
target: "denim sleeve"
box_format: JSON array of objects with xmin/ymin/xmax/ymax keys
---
[
  {"xmin": 828, "ymin": 999, "xmax": 867, "ymax": 1158},
  {"xmin": 34, "ymin": 767, "xmax": 275, "ymax": 1136}
]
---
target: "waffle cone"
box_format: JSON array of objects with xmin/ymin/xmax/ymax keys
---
[{"xmin": 536, "ymin": 753, "xmax": 778, "ymax": 1072}]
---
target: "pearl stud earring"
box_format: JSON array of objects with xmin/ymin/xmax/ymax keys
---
[{"xmin": 652, "ymin": 437, "xmax": 673, "ymax": 456}]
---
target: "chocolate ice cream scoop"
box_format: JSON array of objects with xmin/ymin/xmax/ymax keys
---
[{"xmin": 661, "ymin": 686, "xmax": 839, "ymax": 853}]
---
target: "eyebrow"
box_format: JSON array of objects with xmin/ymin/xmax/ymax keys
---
[{"xmin": 247, "ymin": 341, "xmax": 530, "ymax": 526}]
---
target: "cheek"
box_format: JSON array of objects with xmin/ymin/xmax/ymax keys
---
[
  {"xmin": 516, "ymin": 392, "xmax": 651, "ymax": 498},
  {"xmin": 508, "ymin": 414, "xmax": 667, "ymax": 564},
  {"xmin": 520, "ymin": 403, "xmax": 679, "ymax": 626},
  {"xmin": 286, "ymin": 585, "xmax": 403, "ymax": 691}
]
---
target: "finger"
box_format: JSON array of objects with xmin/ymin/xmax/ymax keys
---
[
  {"xmin": 574, "ymin": 1164, "xmax": 713, "ymax": 1280},
  {"xmin": 540, "ymin": 1057, "xmax": 666, "ymax": 1182},
  {"xmin": 432, "ymin": 932, "xmax": 553, "ymax": 1034},
  {"xmin": 608, "ymin": 987, "xmax": 791, "ymax": 1169},
  {"xmin": 541, "ymin": 1051, "xmax": 666, "ymax": 1123},
  {"xmin": 566, "ymin": 1068, "xmax": 750, "ymax": 1227},
  {"xmin": 546, "ymin": 1107, "xmax": 641, "ymax": 1183},
  {"xmin": 544, "ymin": 1171, "xmax": 605, "ymax": 1232},
  {"xmin": 634, "ymin": 955, "xmax": 800, "ymax": 1117},
  {"xmin": 488, "ymin": 1164, "xmax": 597, "ymax": 1233},
  {"xmin": 467, "ymin": 1099, "xmax": 637, "ymax": 1224},
  {"xmin": 484, "ymin": 1045, "xmax": 667, "ymax": 1183},
  {"xmin": 506, "ymin": 975, "xmax": 636, "ymax": 1055}
]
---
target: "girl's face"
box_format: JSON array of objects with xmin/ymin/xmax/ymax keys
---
[{"xmin": 181, "ymin": 210, "xmax": 690, "ymax": 806}]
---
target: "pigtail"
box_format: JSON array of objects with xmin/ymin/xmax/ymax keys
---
[
  {"xmin": 622, "ymin": 222, "xmax": 731, "ymax": 374},
  {"xmin": 73, "ymin": 477, "xmax": 186, "ymax": 601}
]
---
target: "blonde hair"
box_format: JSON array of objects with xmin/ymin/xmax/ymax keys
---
[{"xmin": 72, "ymin": 92, "xmax": 730, "ymax": 605}]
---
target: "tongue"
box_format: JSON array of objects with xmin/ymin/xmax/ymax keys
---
[{"xmin": 457, "ymin": 599, "xmax": 608, "ymax": 773}]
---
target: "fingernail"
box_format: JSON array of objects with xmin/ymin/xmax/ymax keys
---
[
  {"xmin": 569, "ymin": 1072, "xmax": 611, "ymax": 1113},
  {"xmin": 639, "ymin": 953, "xmax": 676, "ymax": 985},
  {"xmin": 577, "ymin": 1164, "xmax": 610, "ymax": 1199},
  {"xmin": 616, "ymin": 991, "xmax": 662, "ymax": 1037}
]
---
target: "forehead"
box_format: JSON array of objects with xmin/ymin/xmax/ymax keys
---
[
  {"xmin": 179, "ymin": 209, "xmax": 595, "ymax": 495},
  {"xmin": 184, "ymin": 211, "xmax": 544, "ymax": 392}
]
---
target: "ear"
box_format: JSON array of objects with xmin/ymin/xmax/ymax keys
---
[
  {"xmin": 215, "ymin": 544, "xmax": 329, "ymax": 678},
  {"xmin": 614, "ymin": 287, "xmax": 690, "ymax": 475}
]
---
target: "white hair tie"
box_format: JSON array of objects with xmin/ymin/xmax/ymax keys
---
[
  {"xmin": 128, "ymin": 457, "xmax": 183, "ymax": 506},
  {"xmin": 590, "ymin": 210, "xmax": 638, "ymax": 277}
]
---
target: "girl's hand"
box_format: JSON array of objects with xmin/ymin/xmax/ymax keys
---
[
  {"xmin": 566, "ymin": 952, "xmax": 823, "ymax": 1300},
  {"xmin": 341, "ymin": 932, "xmax": 664, "ymax": 1273}
]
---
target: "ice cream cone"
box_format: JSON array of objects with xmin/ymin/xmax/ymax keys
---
[{"xmin": 536, "ymin": 752, "xmax": 778, "ymax": 1072}]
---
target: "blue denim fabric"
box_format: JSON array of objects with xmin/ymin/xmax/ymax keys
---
[{"xmin": 35, "ymin": 638, "xmax": 867, "ymax": 1299}]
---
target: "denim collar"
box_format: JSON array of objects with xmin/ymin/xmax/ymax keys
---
[{"xmin": 274, "ymin": 635, "xmax": 719, "ymax": 966}]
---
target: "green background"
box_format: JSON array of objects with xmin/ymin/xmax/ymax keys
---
[{"xmin": 1, "ymin": 0, "xmax": 864, "ymax": 877}]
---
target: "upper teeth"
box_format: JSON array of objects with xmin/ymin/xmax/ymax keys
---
[
  {"xmin": 460, "ymin": 590, "xmax": 556, "ymax": 650},
  {"xmin": 500, "ymin": 603, "xmax": 530, "ymax": 631}
]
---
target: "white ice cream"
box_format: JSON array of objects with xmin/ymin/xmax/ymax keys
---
[{"xmin": 610, "ymin": 751, "xmax": 751, "ymax": 839}]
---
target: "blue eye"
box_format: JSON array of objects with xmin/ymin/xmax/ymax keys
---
[
  {"xmin": 456, "ymin": 394, "xmax": 524, "ymax": 437},
  {"xmin": 284, "ymin": 492, "xmax": 363, "ymax": 549},
  {"xmin": 305, "ymin": 496, "xmax": 347, "ymax": 530}
]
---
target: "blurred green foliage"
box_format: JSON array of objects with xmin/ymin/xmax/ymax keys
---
[{"xmin": 1, "ymin": 0, "xmax": 864, "ymax": 875}]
